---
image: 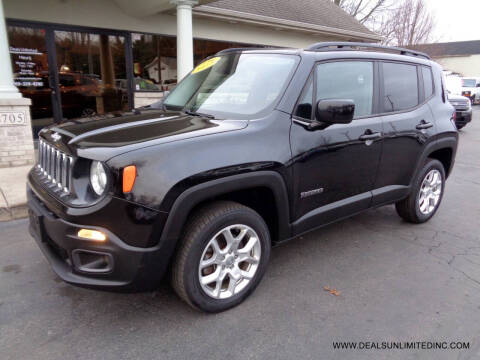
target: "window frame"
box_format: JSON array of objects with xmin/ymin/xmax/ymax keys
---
[
  {"xmin": 420, "ymin": 65, "xmax": 435, "ymax": 101},
  {"xmin": 292, "ymin": 70, "xmax": 315, "ymax": 121},
  {"xmin": 293, "ymin": 58, "xmax": 380, "ymax": 123}
]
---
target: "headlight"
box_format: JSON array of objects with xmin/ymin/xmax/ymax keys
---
[{"xmin": 90, "ymin": 161, "xmax": 107, "ymax": 196}]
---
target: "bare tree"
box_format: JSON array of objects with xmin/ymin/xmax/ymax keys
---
[
  {"xmin": 332, "ymin": 0, "xmax": 435, "ymax": 46},
  {"xmin": 332, "ymin": 0, "xmax": 393, "ymax": 24},
  {"xmin": 379, "ymin": 0, "xmax": 435, "ymax": 46}
]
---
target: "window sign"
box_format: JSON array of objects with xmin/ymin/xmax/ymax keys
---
[{"xmin": 10, "ymin": 46, "xmax": 46, "ymax": 88}]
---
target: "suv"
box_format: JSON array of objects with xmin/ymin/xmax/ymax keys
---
[
  {"xmin": 448, "ymin": 93, "xmax": 472, "ymax": 129},
  {"xmin": 461, "ymin": 77, "xmax": 480, "ymax": 104},
  {"xmin": 28, "ymin": 43, "xmax": 458, "ymax": 312}
]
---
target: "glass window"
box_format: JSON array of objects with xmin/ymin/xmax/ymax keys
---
[
  {"xmin": 462, "ymin": 78, "xmax": 476, "ymax": 87},
  {"xmin": 164, "ymin": 53, "xmax": 298, "ymax": 119},
  {"xmin": 55, "ymin": 31, "xmax": 128, "ymax": 118},
  {"xmin": 8, "ymin": 25, "xmax": 52, "ymax": 138},
  {"xmin": 132, "ymin": 34, "xmax": 261, "ymax": 93},
  {"xmin": 315, "ymin": 61, "xmax": 373, "ymax": 118},
  {"xmin": 422, "ymin": 66, "xmax": 434, "ymax": 98},
  {"xmin": 382, "ymin": 62, "xmax": 419, "ymax": 112},
  {"xmin": 294, "ymin": 76, "xmax": 313, "ymax": 119},
  {"xmin": 132, "ymin": 34, "xmax": 176, "ymax": 91}
]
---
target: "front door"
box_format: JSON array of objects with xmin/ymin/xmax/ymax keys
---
[{"xmin": 290, "ymin": 60, "xmax": 383, "ymax": 234}]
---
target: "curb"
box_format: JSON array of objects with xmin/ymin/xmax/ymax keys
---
[{"xmin": 0, "ymin": 205, "xmax": 29, "ymax": 222}]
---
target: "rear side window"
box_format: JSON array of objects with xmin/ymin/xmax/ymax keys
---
[
  {"xmin": 382, "ymin": 62, "xmax": 419, "ymax": 112},
  {"xmin": 422, "ymin": 66, "xmax": 434, "ymax": 98},
  {"xmin": 315, "ymin": 61, "xmax": 374, "ymax": 118}
]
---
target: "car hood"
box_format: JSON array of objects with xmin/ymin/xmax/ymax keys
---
[
  {"xmin": 448, "ymin": 94, "xmax": 470, "ymax": 101},
  {"xmin": 39, "ymin": 110, "xmax": 248, "ymax": 161}
]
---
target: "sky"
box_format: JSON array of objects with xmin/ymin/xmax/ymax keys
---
[{"xmin": 424, "ymin": 0, "xmax": 480, "ymax": 42}]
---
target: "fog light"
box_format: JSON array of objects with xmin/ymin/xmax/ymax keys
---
[{"xmin": 77, "ymin": 229, "xmax": 106, "ymax": 241}]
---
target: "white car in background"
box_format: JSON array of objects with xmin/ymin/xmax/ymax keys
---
[{"xmin": 461, "ymin": 77, "xmax": 480, "ymax": 104}]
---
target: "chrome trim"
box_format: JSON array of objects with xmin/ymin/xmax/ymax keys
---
[{"xmin": 36, "ymin": 140, "xmax": 73, "ymax": 194}]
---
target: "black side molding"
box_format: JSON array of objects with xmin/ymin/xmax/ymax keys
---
[{"xmin": 159, "ymin": 171, "xmax": 292, "ymax": 248}]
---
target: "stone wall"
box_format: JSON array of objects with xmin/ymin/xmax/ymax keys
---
[{"xmin": 0, "ymin": 97, "xmax": 35, "ymax": 168}]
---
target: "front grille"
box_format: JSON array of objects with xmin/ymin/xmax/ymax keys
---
[
  {"xmin": 450, "ymin": 100, "xmax": 469, "ymax": 111},
  {"xmin": 37, "ymin": 139, "xmax": 74, "ymax": 194}
]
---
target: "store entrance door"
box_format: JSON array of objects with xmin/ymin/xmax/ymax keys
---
[
  {"xmin": 54, "ymin": 30, "xmax": 129, "ymax": 120},
  {"xmin": 7, "ymin": 23, "xmax": 132, "ymax": 139},
  {"xmin": 7, "ymin": 25, "xmax": 62, "ymax": 138}
]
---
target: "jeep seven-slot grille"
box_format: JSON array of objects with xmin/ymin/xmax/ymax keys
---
[{"xmin": 37, "ymin": 139, "xmax": 73, "ymax": 194}]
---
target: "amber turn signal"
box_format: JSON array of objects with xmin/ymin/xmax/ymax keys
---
[{"xmin": 122, "ymin": 165, "xmax": 137, "ymax": 193}]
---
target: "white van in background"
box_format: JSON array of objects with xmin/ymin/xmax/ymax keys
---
[
  {"xmin": 461, "ymin": 77, "xmax": 480, "ymax": 104},
  {"xmin": 444, "ymin": 72, "xmax": 462, "ymax": 95}
]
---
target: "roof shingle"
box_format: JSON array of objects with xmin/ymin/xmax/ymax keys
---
[
  {"xmin": 199, "ymin": 0, "xmax": 376, "ymax": 37},
  {"xmin": 409, "ymin": 41, "xmax": 480, "ymax": 57}
]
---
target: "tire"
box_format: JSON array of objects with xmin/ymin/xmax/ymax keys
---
[
  {"xmin": 395, "ymin": 159, "xmax": 445, "ymax": 223},
  {"xmin": 171, "ymin": 201, "xmax": 271, "ymax": 313},
  {"xmin": 456, "ymin": 124, "xmax": 465, "ymax": 130}
]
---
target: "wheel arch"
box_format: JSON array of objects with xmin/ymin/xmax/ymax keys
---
[
  {"xmin": 414, "ymin": 136, "xmax": 458, "ymax": 182},
  {"xmin": 159, "ymin": 171, "xmax": 291, "ymax": 251}
]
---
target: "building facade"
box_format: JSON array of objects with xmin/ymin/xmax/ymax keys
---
[
  {"xmin": 0, "ymin": 0, "xmax": 379, "ymax": 168},
  {"xmin": 410, "ymin": 40, "xmax": 480, "ymax": 77}
]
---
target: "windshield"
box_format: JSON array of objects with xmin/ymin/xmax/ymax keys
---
[
  {"xmin": 163, "ymin": 53, "xmax": 299, "ymax": 119},
  {"xmin": 462, "ymin": 79, "xmax": 476, "ymax": 87}
]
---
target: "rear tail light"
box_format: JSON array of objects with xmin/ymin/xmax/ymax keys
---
[{"xmin": 451, "ymin": 112, "xmax": 457, "ymax": 128}]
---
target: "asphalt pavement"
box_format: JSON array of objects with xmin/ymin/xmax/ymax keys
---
[{"xmin": 1, "ymin": 110, "xmax": 480, "ymax": 360}]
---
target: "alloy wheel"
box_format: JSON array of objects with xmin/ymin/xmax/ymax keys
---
[
  {"xmin": 418, "ymin": 169, "xmax": 442, "ymax": 215},
  {"xmin": 198, "ymin": 224, "xmax": 261, "ymax": 299}
]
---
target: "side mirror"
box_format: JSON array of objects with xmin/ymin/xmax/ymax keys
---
[{"xmin": 315, "ymin": 99, "xmax": 355, "ymax": 124}]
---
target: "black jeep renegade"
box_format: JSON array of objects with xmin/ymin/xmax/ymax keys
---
[{"xmin": 28, "ymin": 42, "xmax": 458, "ymax": 312}]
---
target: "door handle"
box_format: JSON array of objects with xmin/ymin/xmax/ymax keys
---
[
  {"xmin": 416, "ymin": 121, "xmax": 433, "ymax": 130},
  {"xmin": 359, "ymin": 131, "xmax": 382, "ymax": 141}
]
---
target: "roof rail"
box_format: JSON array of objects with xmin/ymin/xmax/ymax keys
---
[
  {"xmin": 216, "ymin": 47, "xmax": 274, "ymax": 54},
  {"xmin": 305, "ymin": 42, "xmax": 431, "ymax": 60}
]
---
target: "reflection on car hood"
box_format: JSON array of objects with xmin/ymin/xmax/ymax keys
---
[
  {"xmin": 39, "ymin": 110, "xmax": 248, "ymax": 161},
  {"xmin": 448, "ymin": 94, "xmax": 469, "ymax": 102}
]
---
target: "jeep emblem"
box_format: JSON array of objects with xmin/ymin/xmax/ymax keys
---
[{"xmin": 51, "ymin": 132, "xmax": 61, "ymax": 142}]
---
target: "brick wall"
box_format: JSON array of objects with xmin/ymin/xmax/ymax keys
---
[{"xmin": 0, "ymin": 97, "xmax": 35, "ymax": 168}]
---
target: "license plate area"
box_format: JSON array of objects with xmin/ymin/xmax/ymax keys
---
[{"xmin": 29, "ymin": 209, "xmax": 45, "ymax": 242}]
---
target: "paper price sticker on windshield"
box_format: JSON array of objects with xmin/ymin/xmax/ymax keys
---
[{"xmin": 192, "ymin": 57, "xmax": 220, "ymax": 74}]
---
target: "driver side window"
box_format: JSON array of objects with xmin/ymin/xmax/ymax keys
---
[{"xmin": 315, "ymin": 61, "xmax": 374, "ymax": 118}]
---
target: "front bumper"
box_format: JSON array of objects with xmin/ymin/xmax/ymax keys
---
[
  {"xmin": 27, "ymin": 184, "xmax": 169, "ymax": 291},
  {"xmin": 455, "ymin": 108, "xmax": 472, "ymax": 126}
]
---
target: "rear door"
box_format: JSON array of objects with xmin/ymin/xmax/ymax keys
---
[
  {"xmin": 290, "ymin": 60, "xmax": 383, "ymax": 234},
  {"xmin": 372, "ymin": 61, "xmax": 436, "ymax": 205}
]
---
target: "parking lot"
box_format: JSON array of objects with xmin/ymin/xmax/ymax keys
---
[{"xmin": 1, "ymin": 110, "xmax": 479, "ymax": 360}]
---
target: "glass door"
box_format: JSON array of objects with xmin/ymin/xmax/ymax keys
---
[
  {"xmin": 7, "ymin": 26, "xmax": 60, "ymax": 138},
  {"xmin": 54, "ymin": 30, "xmax": 129, "ymax": 119}
]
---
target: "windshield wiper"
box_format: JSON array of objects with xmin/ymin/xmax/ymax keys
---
[{"xmin": 184, "ymin": 109, "xmax": 215, "ymax": 119}]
